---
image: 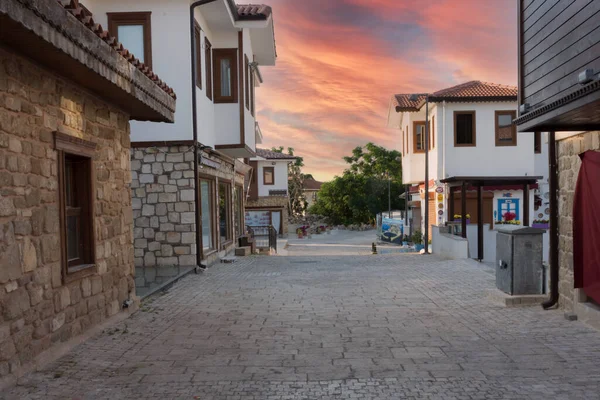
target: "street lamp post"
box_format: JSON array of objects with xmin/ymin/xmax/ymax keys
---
[{"xmin": 409, "ymin": 93, "xmax": 430, "ymax": 254}]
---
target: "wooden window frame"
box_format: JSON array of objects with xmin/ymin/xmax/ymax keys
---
[
  {"xmin": 413, "ymin": 121, "xmax": 426, "ymax": 154},
  {"xmin": 55, "ymin": 132, "xmax": 97, "ymax": 282},
  {"xmin": 194, "ymin": 23, "xmax": 202, "ymax": 90},
  {"xmin": 235, "ymin": 184, "xmax": 245, "ymax": 237},
  {"xmin": 107, "ymin": 12, "xmax": 152, "ymax": 69},
  {"xmin": 218, "ymin": 180, "xmax": 233, "ymax": 247},
  {"xmin": 250, "ymin": 67, "xmax": 256, "ymax": 117},
  {"xmin": 205, "ymin": 38, "xmax": 213, "ymax": 100},
  {"xmin": 406, "ymin": 125, "xmax": 409, "ymax": 154},
  {"xmin": 245, "ymin": 55, "xmax": 250, "ymax": 110},
  {"xmin": 534, "ymin": 131, "xmax": 542, "ymax": 154},
  {"xmin": 213, "ymin": 48, "xmax": 238, "ymax": 104},
  {"xmin": 495, "ymin": 110, "xmax": 517, "ymax": 147},
  {"xmin": 263, "ymin": 166, "xmax": 275, "ymax": 186},
  {"xmin": 199, "ymin": 175, "xmax": 217, "ymax": 257},
  {"xmin": 454, "ymin": 111, "xmax": 476, "ymax": 147}
]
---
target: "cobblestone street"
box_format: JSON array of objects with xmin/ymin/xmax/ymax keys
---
[{"xmin": 4, "ymin": 232, "xmax": 600, "ymax": 399}]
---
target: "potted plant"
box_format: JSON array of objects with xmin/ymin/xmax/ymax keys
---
[
  {"xmin": 296, "ymin": 227, "xmax": 304, "ymax": 239},
  {"xmin": 412, "ymin": 230, "xmax": 424, "ymax": 252},
  {"xmin": 453, "ymin": 214, "xmax": 471, "ymax": 224},
  {"xmin": 532, "ymin": 219, "xmax": 549, "ymax": 229}
]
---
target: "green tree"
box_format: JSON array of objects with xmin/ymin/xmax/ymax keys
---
[
  {"xmin": 271, "ymin": 146, "xmax": 307, "ymax": 217},
  {"xmin": 309, "ymin": 143, "xmax": 404, "ymax": 225}
]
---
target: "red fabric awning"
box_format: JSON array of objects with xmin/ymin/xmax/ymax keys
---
[{"xmin": 573, "ymin": 151, "xmax": 600, "ymax": 304}]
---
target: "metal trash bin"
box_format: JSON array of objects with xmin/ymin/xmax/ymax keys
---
[{"xmin": 496, "ymin": 227, "xmax": 545, "ymax": 295}]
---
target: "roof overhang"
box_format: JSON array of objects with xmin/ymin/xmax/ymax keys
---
[
  {"xmin": 441, "ymin": 176, "xmax": 542, "ymax": 188},
  {"xmin": 215, "ymin": 144, "xmax": 256, "ymax": 158},
  {"xmin": 395, "ymin": 96, "xmax": 517, "ymax": 113},
  {"xmin": 515, "ymin": 81, "xmax": 600, "ymax": 132},
  {"xmin": 0, "ymin": 0, "xmax": 176, "ymax": 122}
]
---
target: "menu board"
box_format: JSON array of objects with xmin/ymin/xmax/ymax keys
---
[{"xmin": 245, "ymin": 211, "xmax": 271, "ymax": 226}]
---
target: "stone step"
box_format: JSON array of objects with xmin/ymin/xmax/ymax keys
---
[{"xmin": 235, "ymin": 247, "xmax": 251, "ymax": 256}]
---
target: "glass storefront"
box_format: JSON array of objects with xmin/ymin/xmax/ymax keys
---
[{"xmin": 200, "ymin": 179, "xmax": 213, "ymax": 251}]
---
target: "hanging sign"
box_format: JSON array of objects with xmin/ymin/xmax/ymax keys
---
[
  {"xmin": 438, "ymin": 210, "xmax": 444, "ymax": 216},
  {"xmin": 200, "ymin": 156, "xmax": 220, "ymax": 169},
  {"xmin": 437, "ymin": 194, "xmax": 444, "ymax": 201},
  {"xmin": 436, "ymin": 187, "xmax": 444, "ymax": 194}
]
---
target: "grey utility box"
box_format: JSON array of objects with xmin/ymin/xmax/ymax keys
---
[{"xmin": 496, "ymin": 227, "xmax": 545, "ymax": 295}]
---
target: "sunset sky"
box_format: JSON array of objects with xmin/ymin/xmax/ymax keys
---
[{"xmin": 256, "ymin": 0, "xmax": 518, "ymax": 181}]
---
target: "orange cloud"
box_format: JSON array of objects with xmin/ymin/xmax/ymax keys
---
[{"xmin": 257, "ymin": 0, "xmax": 517, "ymax": 181}]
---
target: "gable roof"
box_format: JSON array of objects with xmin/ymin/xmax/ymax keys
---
[
  {"xmin": 255, "ymin": 148, "xmax": 297, "ymax": 160},
  {"xmin": 394, "ymin": 81, "xmax": 517, "ymax": 112}
]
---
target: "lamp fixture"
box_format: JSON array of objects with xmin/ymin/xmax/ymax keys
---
[{"xmin": 578, "ymin": 68, "xmax": 597, "ymax": 85}]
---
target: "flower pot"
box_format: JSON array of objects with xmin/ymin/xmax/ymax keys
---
[{"xmin": 297, "ymin": 232, "xmax": 304, "ymax": 239}]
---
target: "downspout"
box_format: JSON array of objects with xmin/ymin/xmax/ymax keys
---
[
  {"xmin": 542, "ymin": 131, "xmax": 559, "ymax": 309},
  {"xmin": 191, "ymin": 0, "xmax": 220, "ymax": 267}
]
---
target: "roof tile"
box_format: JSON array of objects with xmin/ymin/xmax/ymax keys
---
[
  {"xmin": 57, "ymin": 0, "xmax": 176, "ymax": 99},
  {"xmin": 256, "ymin": 148, "xmax": 297, "ymax": 160},
  {"xmin": 237, "ymin": 4, "xmax": 272, "ymax": 20}
]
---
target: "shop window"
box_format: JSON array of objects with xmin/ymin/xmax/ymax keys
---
[
  {"xmin": 200, "ymin": 179, "xmax": 214, "ymax": 252},
  {"xmin": 219, "ymin": 181, "xmax": 232, "ymax": 244}
]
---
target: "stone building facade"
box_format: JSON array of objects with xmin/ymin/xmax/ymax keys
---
[
  {"xmin": 557, "ymin": 131, "xmax": 600, "ymax": 327},
  {"xmin": 132, "ymin": 144, "xmax": 245, "ymax": 293},
  {"xmin": 0, "ymin": 0, "xmax": 175, "ymax": 385}
]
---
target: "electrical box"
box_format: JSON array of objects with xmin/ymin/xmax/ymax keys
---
[{"xmin": 496, "ymin": 227, "xmax": 545, "ymax": 295}]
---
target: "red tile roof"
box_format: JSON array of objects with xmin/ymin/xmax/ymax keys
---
[
  {"xmin": 58, "ymin": 0, "xmax": 176, "ymax": 99},
  {"xmin": 237, "ymin": 4, "xmax": 272, "ymax": 20},
  {"xmin": 256, "ymin": 148, "xmax": 297, "ymax": 160},
  {"xmin": 394, "ymin": 81, "xmax": 517, "ymax": 112},
  {"xmin": 431, "ymin": 81, "xmax": 517, "ymax": 99},
  {"xmin": 303, "ymin": 178, "xmax": 323, "ymax": 191}
]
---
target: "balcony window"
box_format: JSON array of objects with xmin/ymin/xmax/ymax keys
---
[
  {"xmin": 205, "ymin": 38, "xmax": 212, "ymax": 100},
  {"xmin": 194, "ymin": 23, "xmax": 202, "ymax": 89},
  {"xmin": 454, "ymin": 111, "xmax": 476, "ymax": 146},
  {"xmin": 213, "ymin": 49, "xmax": 238, "ymax": 103},
  {"xmin": 413, "ymin": 121, "xmax": 426, "ymax": 153},
  {"xmin": 107, "ymin": 12, "xmax": 152, "ymax": 69},
  {"xmin": 495, "ymin": 110, "xmax": 517, "ymax": 146}
]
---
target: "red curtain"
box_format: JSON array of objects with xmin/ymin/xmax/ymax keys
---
[{"xmin": 573, "ymin": 151, "xmax": 600, "ymax": 304}]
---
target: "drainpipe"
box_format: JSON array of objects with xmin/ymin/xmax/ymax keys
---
[
  {"xmin": 191, "ymin": 0, "xmax": 220, "ymax": 267},
  {"xmin": 542, "ymin": 131, "xmax": 558, "ymax": 309}
]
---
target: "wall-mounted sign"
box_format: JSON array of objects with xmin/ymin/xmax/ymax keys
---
[
  {"xmin": 438, "ymin": 210, "xmax": 444, "ymax": 216},
  {"xmin": 437, "ymin": 194, "xmax": 444, "ymax": 201},
  {"xmin": 436, "ymin": 187, "xmax": 444, "ymax": 194},
  {"xmin": 200, "ymin": 155, "xmax": 220, "ymax": 169},
  {"xmin": 503, "ymin": 193, "xmax": 513, "ymax": 198},
  {"xmin": 438, "ymin": 203, "xmax": 444, "ymax": 209}
]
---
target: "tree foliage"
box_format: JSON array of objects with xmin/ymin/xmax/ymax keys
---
[
  {"xmin": 271, "ymin": 146, "xmax": 307, "ymax": 217},
  {"xmin": 309, "ymin": 143, "xmax": 405, "ymax": 225}
]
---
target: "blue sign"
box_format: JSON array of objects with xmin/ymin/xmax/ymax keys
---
[{"xmin": 381, "ymin": 217, "xmax": 404, "ymax": 244}]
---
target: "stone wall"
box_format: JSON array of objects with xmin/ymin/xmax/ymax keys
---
[
  {"xmin": 246, "ymin": 196, "xmax": 289, "ymax": 235},
  {"xmin": 557, "ymin": 131, "xmax": 600, "ymax": 311},
  {"xmin": 0, "ymin": 49, "xmax": 134, "ymax": 377}
]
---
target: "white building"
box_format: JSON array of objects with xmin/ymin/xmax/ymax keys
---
[
  {"xmin": 387, "ymin": 81, "xmax": 549, "ymax": 262},
  {"xmin": 246, "ymin": 148, "xmax": 297, "ymax": 235},
  {"xmin": 86, "ymin": 0, "xmax": 277, "ymax": 290}
]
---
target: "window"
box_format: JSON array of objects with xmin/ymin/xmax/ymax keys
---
[
  {"xmin": 200, "ymin": 178, "xmax": 214, "ymax": 252},
  {"xmin": 107, "ymin": 12, "xmax": 152, "ymax": 69},
  {"xmin": 413, "ymin": 121, "xmax": 426, "ymax": 153},
  {"xmin": 454, "ymin": 111, "xmax": 476, "ymax": 146},
  {"xmin": 534, "ymin": 131, "xmax": 542, "ymax": 154},
  {"xmin": 194, "ymin": 23, "xmax": 202, "ymax": 89},
  {"xmin": 405, "ymin": 125, "xmax": 409, "ymax": 154},
  {"xmin": 218, "ymin": 181, "xmax": 232, "ymax": 244},
  {"xmin": 55, "ymin": 133, "xmax": 96, "ymax": 277},
  {"xmin": 263, "ymin": 167, "xmax": 274, "ymax": 185},
  {"xmin": 205, "ymin": 38, "xmax": 212, "ymax": 100},
  {"xmin": 234, "ymin": 185, "xmax": 244, "ymax": 237},
  {"xmin": 213, "ymin": 49, "xmax": 238, "ymax": 103},
  {"xmin": 245, "ymin": 55, "xmax": 250, "ymax": 110},
  {"xmin": 495, "ymin": 110, "xmax": 517, "ymax": 146}
]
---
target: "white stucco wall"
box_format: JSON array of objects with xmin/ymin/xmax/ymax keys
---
[{"xmin": 257, "ymin": 160, "xmax": 288, "ymax": 197}]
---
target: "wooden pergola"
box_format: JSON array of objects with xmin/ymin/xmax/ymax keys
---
[{"xmin": 440, "ymin": 176, "xmax": 543, "ymax": 261}]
